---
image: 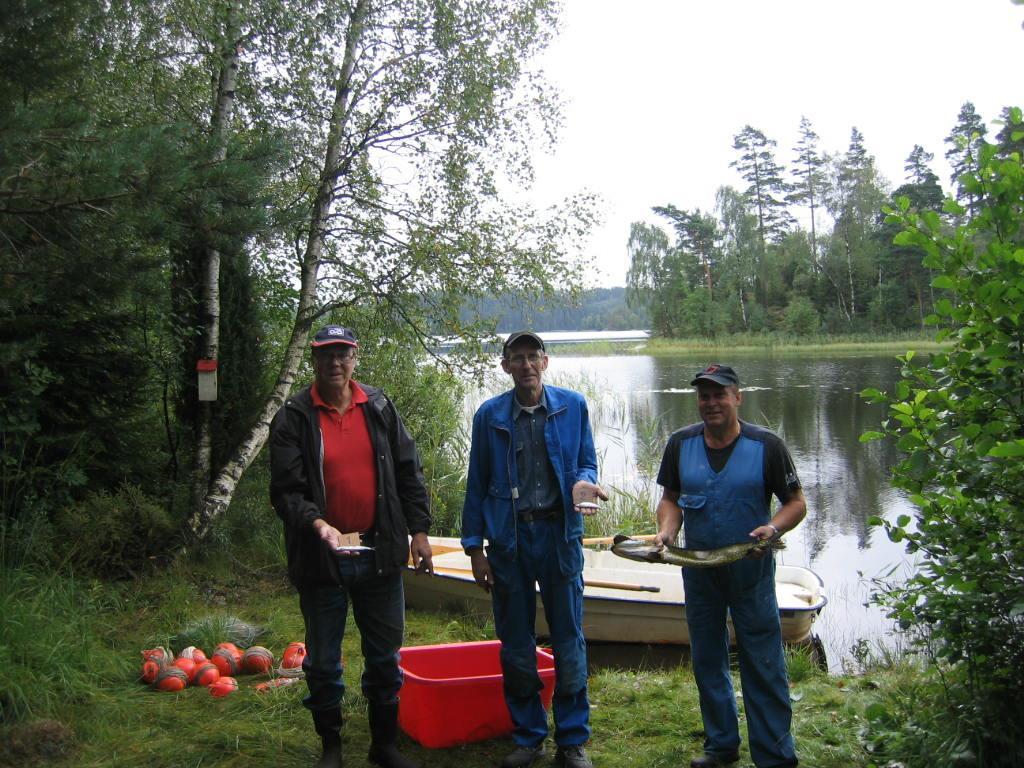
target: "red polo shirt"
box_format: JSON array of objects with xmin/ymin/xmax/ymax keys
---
[{"xmin": 312, "ymin": 380, "xmax": 377, "ymax": 533}]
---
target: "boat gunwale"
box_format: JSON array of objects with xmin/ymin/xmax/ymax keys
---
[{"xmin": 406, "ymin": 563, "xmax": 828, "ymax": 613}]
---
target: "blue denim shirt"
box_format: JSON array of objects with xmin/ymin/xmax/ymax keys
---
[
  {"xmin": 461, "ymin": 385, "xmax": 598, "ymax": 575},
  {"xmin": 512, "ymin": 393, "xmax": 561, "ymax": 515}
]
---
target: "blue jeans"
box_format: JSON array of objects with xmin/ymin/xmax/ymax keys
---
[
  {"xmin": 489, "ymin": 517, "xmax": 590, "ymax": 748},
  {"xmin": 684, "ymin": 556, "xmax": 797, "ymax": 768},
  {"xmin": 298, "ymin": 553, "xmax": 405, "ymax": 712}
]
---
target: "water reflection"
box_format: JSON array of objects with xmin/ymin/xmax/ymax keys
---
[{"xmin": 537, "ymin": 352, "xmax": 917, "ymax": 671}]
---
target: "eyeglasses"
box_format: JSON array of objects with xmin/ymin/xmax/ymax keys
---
[
  {"xmin": 315, "ymin": 348, "xmax": 357, "ymax": 362},
  {"xmin": 506, "ymin": 352, "xmax": 544, "ymax": 366}
]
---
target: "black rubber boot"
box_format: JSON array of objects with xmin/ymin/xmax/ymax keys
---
[
  {"xmin": 367, "ymin": 701, "xmax": 419, "ymax": 768},
  {"xmin": 311, "ymin": 707, "xmax": 343, "ymax": 768}
]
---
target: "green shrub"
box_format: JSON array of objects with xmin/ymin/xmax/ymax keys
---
[
  {"xmin": 862, "ymin": 107, "xmax": 1024, "ymax": 767},
  {"xmin": 53, "ymin": 483, "xmax": 178, "ymax": 578},
  {"xmin": 782, "ymin": 295, "xmax": 821, "ymax": 335},
  {"xmin": 859, "ymin": 663, "xmax": 983, "ymax": 768}
]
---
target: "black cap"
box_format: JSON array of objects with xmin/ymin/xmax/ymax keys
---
[
  {"xmin": 690, "ymin": 364, "xmax": 739, "ymax": 387},
  {"xmin": 502, "ymin": 330, "xmax": 545, "ymax": 356},
  {"xmin": 311, "ymin": 325, "xmax": 358, "ymax": 348}
]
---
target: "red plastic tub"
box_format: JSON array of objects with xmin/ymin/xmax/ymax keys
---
[{"xmin": 397, "ymin": 640, "xmax": 555, "ymax": 748}]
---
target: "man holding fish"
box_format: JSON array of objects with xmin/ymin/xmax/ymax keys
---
[
  {"xmin": 461, "ymin": 330, "xmax": 608, "ymax": 768},
  {"xmin": 654, "ymin": 364, "xmax": 806, "ymax": 768}
]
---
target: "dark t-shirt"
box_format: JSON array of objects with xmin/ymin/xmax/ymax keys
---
[{"xmin": 656, "ymin": 421, "xmax": 801, "ymax": 506}]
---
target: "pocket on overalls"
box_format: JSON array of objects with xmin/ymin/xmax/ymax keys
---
[{"xmin": 679, "ymin": 494, "xmax": 710, "ymax": 548}]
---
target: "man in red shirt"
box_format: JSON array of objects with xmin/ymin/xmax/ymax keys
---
[{"xmin": 270, "ymin": 325, "xmax": 433, "ymax": 768}]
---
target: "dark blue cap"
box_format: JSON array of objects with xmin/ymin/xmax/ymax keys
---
[
  {"xmin": 690, "ymin": 364, "xmax": 739, "ymax": 387},
  {"xmin": 311, "ymin": 325, "xmax": 358, "ymax": 348}
]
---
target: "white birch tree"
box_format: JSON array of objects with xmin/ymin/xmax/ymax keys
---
[{"xmin": 179, "ymin": 0, "xmax": 594, "ymax": 540}]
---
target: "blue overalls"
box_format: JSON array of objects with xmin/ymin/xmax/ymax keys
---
[{"xmin": 678, "ymin": 429, "xmax": 797, "ymax": 768}]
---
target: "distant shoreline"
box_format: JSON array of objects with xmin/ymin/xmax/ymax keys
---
[{"xmin": 543, "ymin": 332, "xmax": 947, "ymax": 356}]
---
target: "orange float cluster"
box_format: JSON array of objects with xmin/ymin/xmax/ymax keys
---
[{"xmin": 139, "ymin": 642, "xmax": 305, "ymax": 697}]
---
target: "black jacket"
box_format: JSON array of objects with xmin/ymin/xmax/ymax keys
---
[{"xmin": 269, "ymin": 383, "xmax": 431, "ymax": 590}]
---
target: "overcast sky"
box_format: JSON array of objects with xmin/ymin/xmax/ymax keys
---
[{"xmin": 525, "ymin": 0, "xmax": 1024, "ymax": 287}]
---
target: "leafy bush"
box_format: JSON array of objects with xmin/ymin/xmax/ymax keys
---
[
  {"xmin": 782, "ymin": 294, "xmax": 821, "ymax": 335},
  {"xmin": 861, "ymin": 107, "xmax": 1024, "ymax": 767},
  {"xmin": 53, "ymin": 483, "xmax": 179, "ymax": 578},
  {"xmin": 859, "ymin": 663, "xmax": 979, "ymax": 768}
]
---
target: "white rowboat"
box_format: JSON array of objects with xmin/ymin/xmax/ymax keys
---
[{"xmin": 404, "ymin": 537, "xmax": 827, "ymax": 646}]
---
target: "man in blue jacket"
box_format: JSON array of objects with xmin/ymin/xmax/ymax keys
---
[
  {"xmin": 655, "ymin": 364, "xmax": 806, "ymax": 768},
  {"xmin": 462, "ymin": 331, "xmax": 607, "ymax": 768}
]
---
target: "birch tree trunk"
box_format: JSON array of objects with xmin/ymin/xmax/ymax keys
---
[
  {"xmin": 190, "ymin": 4, "xmax": 239, "ymax": 515},
  {"xmin": 846, "ymin": 237, "xmax": 857, "ymax": 317},
  {"xmin": 186, "ymin": 0, "xmax": 370, "ymax": 542}
]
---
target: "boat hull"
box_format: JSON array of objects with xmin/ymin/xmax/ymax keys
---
[{"xmin": 405, "ymin": 538, "xmax": 827, "ymax": 646}]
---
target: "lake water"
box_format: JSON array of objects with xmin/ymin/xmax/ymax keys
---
[{"xmin": 470, "ymin": 349, "xmax": 918, "ymax": 671}]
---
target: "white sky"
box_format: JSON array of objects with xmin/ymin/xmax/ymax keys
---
[{"xmin": 527, "ymin": 0, "xmax": 1024, "ymax": 287}]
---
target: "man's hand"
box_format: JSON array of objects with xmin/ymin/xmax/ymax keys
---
[
  {"xmin": 746, "ymin": 523, "xmax": 780, "ymax": 559},
  {"xmin": 654, "ymin": 488, "xmax": 683, "ymax": 551},
  {"xmin": 653, "ymin": 529, "xmax": 677, "ymax": 550},
  {"xmin": 410, "ymin": 532, "xmax": 433, "ymax": 574},
  {"xmin": 572, "ymin": 480, "xmax": 609, "ymax": 516},
  {"xmin": 468, "ymin": 549, "xmax": 493, "ymax": 593},
  {"xmin": 313, "ymin": 518, "xmax": 345, "ymax": 549}
]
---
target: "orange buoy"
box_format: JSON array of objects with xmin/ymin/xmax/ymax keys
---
[
  {"xmin": 153, "ymin": 666, "xmax": 189, "ymax": 692},
  {"xmin": 242, "ymin": 646, "xmax": 274, "ymax": 674},
  {"xmin": 209, "ymin": 676, "xmax": 238, "ymax": 698},
  {"xmin": 192, "ymin": 662, "xmax": 221, "ymax": 687}
]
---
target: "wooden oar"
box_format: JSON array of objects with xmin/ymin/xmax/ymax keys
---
[
  {"xmin": 582, "ymin": 533, "xmax": 658, "ymax": 546},
  {"xmin": 582, "ymin": 579, "xmax": 660, "ymax": 593},
  {"xmin": 431, "ymin": 565, "xmax": 660, "ymax": 594}
]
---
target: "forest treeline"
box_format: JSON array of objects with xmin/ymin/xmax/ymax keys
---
[
  {"xmin": 625, "ymin": 105, "xmax": 1022, "ymax": 338},
  {"xmin": 458, "ymin": 287, "xmax": 648, "ymax": 332}
]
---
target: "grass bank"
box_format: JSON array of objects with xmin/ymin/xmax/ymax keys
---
[
  {"xmin": 547, "ymin": 331, "xmax": 946, "ymax": 357},
  {"xmin": 2, "ymin": 558, "xmax": 918, "ymax": 768}
]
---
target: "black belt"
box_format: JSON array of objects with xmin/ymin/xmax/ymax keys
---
[{"xmin": 517, "ymin": 507, "xmax": 561, "ymax": 523}]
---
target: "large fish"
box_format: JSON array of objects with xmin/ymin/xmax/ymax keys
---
[{"xmin": 611, "ymin": 533, "xmax": 785, "ymax": 569}]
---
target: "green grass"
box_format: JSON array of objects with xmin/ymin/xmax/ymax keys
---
[
  {"xmin": 1, "ymin": 556, "xmax": 928, "ymax": 768},
  {"xmin": 0, "ymin": 462, "xmax": 937, "ymax": 767}
]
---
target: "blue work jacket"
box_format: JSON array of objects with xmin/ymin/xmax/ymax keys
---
[{"xmin": 461, "ymin": 385, "xmax": 598, "ymax": 576}]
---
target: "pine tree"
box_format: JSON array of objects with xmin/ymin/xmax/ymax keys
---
[
  {"xmin": 872, "ymin": 146, "xmax": 945, "ymax": 328},
  {"xmin": 787, "ymin": 116, "xmax": 828, "ymax": 268},
  {"xmin": 730, "ymin": 125, "xmax": 795, "ymax": 309},
  {"xmin": 904, "ymin": 144, "xmax": 941, "ymax": 188},
  {"xmin": 944, "ymin": 102, "xmax": 988, "ymax": 215},
  {"xmin": 731, "ymin": 125, "xmax": 795, "ymax": 246}
]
